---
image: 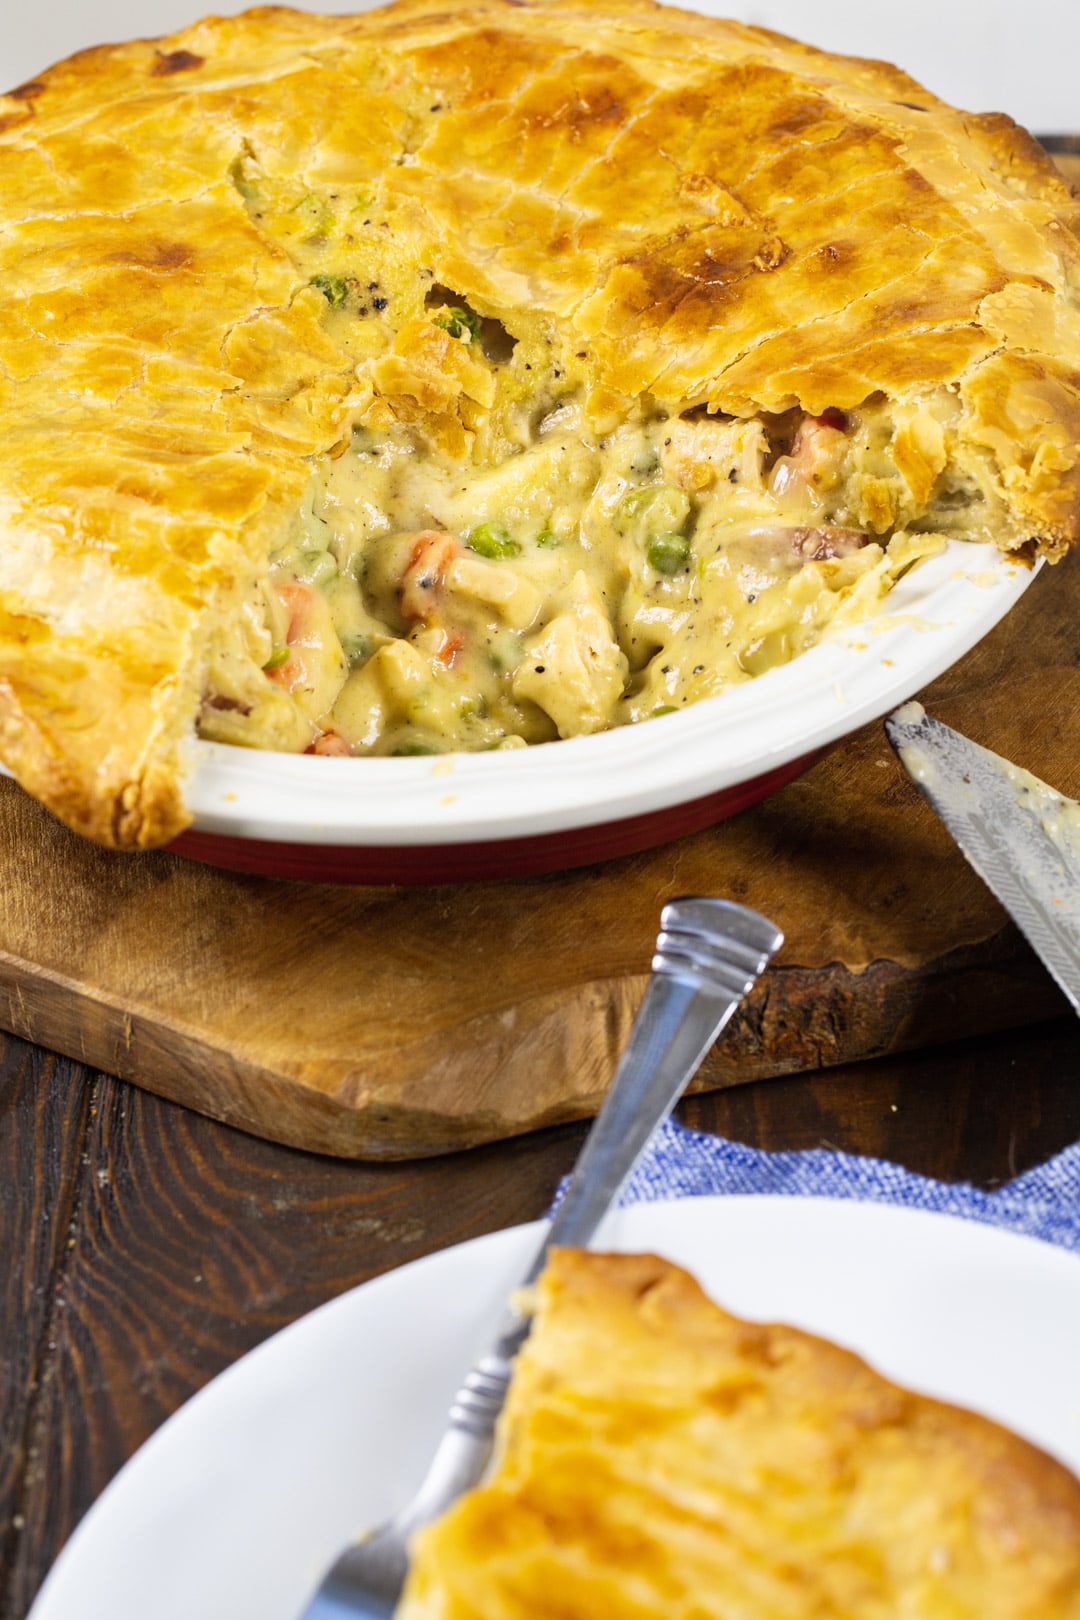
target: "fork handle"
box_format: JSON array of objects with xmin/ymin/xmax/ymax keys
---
[
  {"xmin": 302, "ymin": 899, "xmax": 781, "ymax": 1615},
  {"xmin": 536, "ymin": 910, "xmax": 775, "ymax": 1260},
  {"xmin": 426, "ymin": 898, "xmax": 781, "ymax": 1464},
  {"xmin": 499, "ymin": 896, "xmax": 781, "ymax": 1350}
]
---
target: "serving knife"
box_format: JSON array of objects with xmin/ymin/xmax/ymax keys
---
[{"xmin": 885, "ymin": 703, "xmax": 1080, "ymax": 1015}]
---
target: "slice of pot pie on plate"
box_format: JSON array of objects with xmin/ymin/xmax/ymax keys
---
[
  {"xmin": 397, "ymin": 1248, "xmax": 1080, "ymax": 1618},
  {"xmin": 2, "ymin": 0, "xmax": 1080, "ymax": 846}
]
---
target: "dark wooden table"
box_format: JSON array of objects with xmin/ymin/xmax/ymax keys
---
[{"xmin": 3, "ymin": 1012, "xmax": 1080, "ymax": 1618}]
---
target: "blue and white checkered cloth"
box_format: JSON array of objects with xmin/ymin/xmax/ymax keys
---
[{"xmin": 595, "ymin": 1118, "xmax": 1080, "ymax": 1254}]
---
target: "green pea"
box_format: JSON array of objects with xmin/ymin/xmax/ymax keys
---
[
  {"xmin": 392, "ymin": 739, "xmax": 440, "ymax": 756},
  {"xmin": 613, "ymin": 484, "xmax": 690, "ymax": 542},
  {"xmin": 263, "ymin": 645, "xmax": 290, "ymax": 671},
  {"xmin": 486, "ymin": 632, "xmax": 523, "ymax": 673},
  {"xmin": 290, "ymin": 193, "xmax": 334, "ymax": 236},
  {"xmin": 297, "ymin": 549, "xmax": 338, "ymax": 587},
  {"xmin": 435, "ymin": 306, "xmax": 481, "ymax": 343},
  {"xmin": 309, "ymin": 274, "xmax": 348, "ymax": 308},
  {"xmin": 647, "ymin": 533, "xmax": 692, "ymax": 576},
  {"xmin": 467, "ymin": 522, "xmax": 520, "ymax": 560},
  {"xmin": 339, "ymin": 632, "xmax": 370, "ymax": 667},
  {"xmin": 534, "ymin": 527, "xmax": 561, "ymax": 548}
]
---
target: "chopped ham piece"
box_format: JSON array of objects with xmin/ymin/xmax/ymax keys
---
[
  {"xmin": 792, "ymin": 526, "xmax": 869, "ymax": 560},
  {"xmin": 737, "ymin": 523, "xmax": 869, "ymax": 562},
  {"xmin": 770, "ymin": 411, "xmax": 849, "ymax": 503}
]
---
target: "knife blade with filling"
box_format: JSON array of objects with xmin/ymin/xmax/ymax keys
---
[{"xmin": 884, "ymin": 701, "xmax": 1080, "ymax": 1016}]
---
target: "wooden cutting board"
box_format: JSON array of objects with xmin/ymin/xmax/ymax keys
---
[
  {"xmin": 0, "ymin": 549, "xmax": 1076, "ymax": 1159},
  {"xmin": 2, "ymin": 149, "xmax": 1078, "ymax": 1161}
]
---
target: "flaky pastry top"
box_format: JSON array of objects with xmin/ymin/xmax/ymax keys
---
[{"xmin": 2, "ymin": 0, "xmax": 1080, "ymax": 843}]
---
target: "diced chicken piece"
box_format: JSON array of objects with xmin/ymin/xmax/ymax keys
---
[
  {"xmin": 268, "ymin": 580, "xmax": 348, "ymax": 723},
  {"xmin": 660, "ymin": 416, "xmax": 767, "ymax": 493},
  {"xmin": 446, "ymin": 554, "xmax": 541, "ymax": 629},
  {"xmin": 512, "ymin": 572, "xmax": 629, "ymax": 738},
  {"xmin": 199, "ymin": 685, "xmax": 314, "ymax": 752},
  {"xmin": 331, "ymin": 637, "xmax": 470, "ymax": 750},
  {"xmin": 331, "ymin": 640, "xmax": 428, "ymax": 748},
  {"xmin": 330, "ymin": 666, "xmax": 387, "ymax": 750}
]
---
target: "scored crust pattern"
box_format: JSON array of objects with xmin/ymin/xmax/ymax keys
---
[{"xmin": 1, "ymin": 0, "xmax": 1079, "ymax": 845}]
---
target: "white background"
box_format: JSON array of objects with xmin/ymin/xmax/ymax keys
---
[{"xmin": 2, "ymin": 0, "xmax": 1078, "ymax": 135}]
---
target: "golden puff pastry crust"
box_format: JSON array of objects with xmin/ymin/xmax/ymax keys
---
[
  {"xmin": 2, "ymin": 0, "xmax": 1080, "ymax": 844},
  {"xmin": 398, "ymin": 1248, "xmax": 1080, "ymax": 1619}
]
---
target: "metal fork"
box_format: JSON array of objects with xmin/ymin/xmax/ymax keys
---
[{"xmin": 298, "ymin": 896, "xmax": 783, "ymax": 1619}]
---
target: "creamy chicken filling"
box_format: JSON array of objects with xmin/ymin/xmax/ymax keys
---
[{"xmin": 199, "ymin": 385, "xmax": 1000, "ymax": 758}]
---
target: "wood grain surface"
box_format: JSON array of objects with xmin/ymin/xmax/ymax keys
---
[
  {"xmin": 0, "ymin": 550, "xmax": 1077, "ymax": 1159},
  {"xmin": 3, "ymin": 1021, "xmax": 1080, "ymax": 1619}
]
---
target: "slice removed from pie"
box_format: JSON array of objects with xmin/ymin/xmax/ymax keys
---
[
  {"xmin": 2, "ymin": 0, "xmax": 1080, "ymax": 845},
  {"xmin": 397, "ymin": 1248, "xmax": 1080, "ymax": 1619}
]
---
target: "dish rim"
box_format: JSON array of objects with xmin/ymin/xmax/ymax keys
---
[{"xmin": 180, "ymin": 540, "xmax": 1037, "ymax": 846}]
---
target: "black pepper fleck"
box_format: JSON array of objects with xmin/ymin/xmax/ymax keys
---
[
  {"xmin": 373, "ymin": 297, "xmax": 388, "ymax": 311},
  {"xmin": 728, "ymin": 468, "xmax": 739, "ymax": 482},
  {"xmin": 534, "ymin": 665, "xmax": 545, "ymax": 674}
]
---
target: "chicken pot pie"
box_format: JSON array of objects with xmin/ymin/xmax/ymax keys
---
[
  {"xmin": 2, "ymin": 1, "xmax": 1080, "ymax": 846},
  {"xmin": 397, "ymin": 1248, "xmax": 1080, "ymax": 1619}
]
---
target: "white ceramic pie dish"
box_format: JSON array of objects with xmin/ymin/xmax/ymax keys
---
[{"xmin": 159, "ymin": 539, "xmax": 1036, "ymax": 882}]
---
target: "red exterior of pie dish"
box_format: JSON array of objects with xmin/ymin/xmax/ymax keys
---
[{"xmin": 168, "ymin": 754, "xmax": 814, "ymax": 883}]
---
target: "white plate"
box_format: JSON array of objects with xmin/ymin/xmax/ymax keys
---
[{"xmin": 29, "ymin": 1195, "xmax": 1080, "ymax": 1620}]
